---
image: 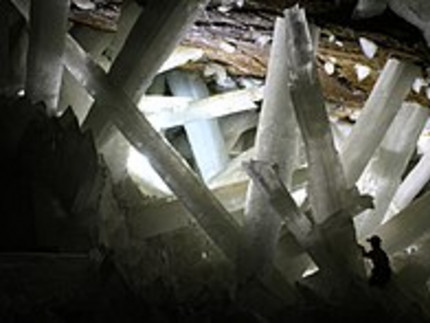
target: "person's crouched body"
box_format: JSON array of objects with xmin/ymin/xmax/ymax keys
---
[{"xmin": 360, "ymin": 235, "xmax": 392, "ymax": 287}]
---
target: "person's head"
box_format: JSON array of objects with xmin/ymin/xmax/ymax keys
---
[{"xmin": 366, "ymin": 235, "xmax": 382, "ymax": 248}]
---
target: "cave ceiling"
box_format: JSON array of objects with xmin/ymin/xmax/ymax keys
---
[{"xmin": 70, "ymin": 0, "xmax": 430, "ymax": 112}]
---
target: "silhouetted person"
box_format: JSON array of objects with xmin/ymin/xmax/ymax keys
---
[{"xmin": 360, "ymin": 235, "xmax": 392, "ymax": 287}]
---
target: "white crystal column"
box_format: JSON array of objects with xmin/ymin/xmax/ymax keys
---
[
  {"xmin": 147, "ymin": 86, "xmax": 262, "ymax": 129},
  {"xmin": 356, "ymin": 103, "xmax": 427, "ymax": 238},
  {"xmin": 167, "ymin": 71, "xmax": 229, "ymax": 182},
  {"xmin": 341, "ymin": 59, "xmax": 420, "ymax": 187},
  {"xmin": 284, "ymin": 6, "xmax": 364, "ymax": 279},
  {"xmin": 243, "ymin": 161, "xmax": 312, "ymax": 241},
  {"xmin": 25, "ymin": 0, "xmax": 69, "ymax": 113},
  {"xmin": 285, "ymin": 11, "xmax": 347, "ymax": 224},
  {"xmin": 385, "ymin": 136, "xmax": 430, "ymax": 222},
  {"xmin": 374, "ymin": 191, "xmax": 430, "ymax": 254},
  {"xmin": 239, "ymin": 17, "xmax": 300, "ymax": 280}
]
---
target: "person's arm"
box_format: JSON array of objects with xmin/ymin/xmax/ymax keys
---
[{"xmin": 358, "ymin": 244, "xmax": 369, "ymax": 257}]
